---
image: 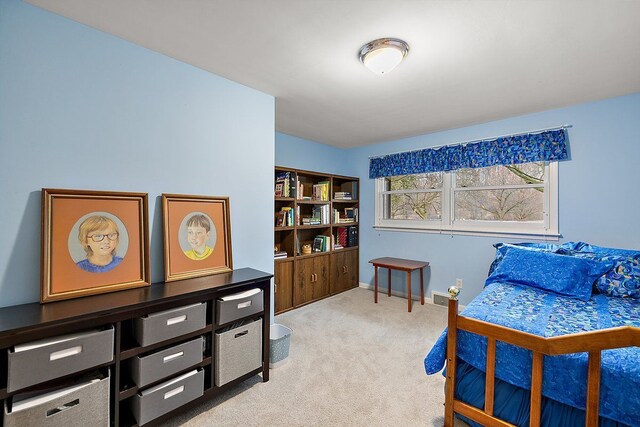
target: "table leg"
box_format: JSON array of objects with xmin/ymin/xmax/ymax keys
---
[
  {"xmin": 420, "ymin": 267, "xmax": 425, "ymax": 305},
  {"xmin": 374, "ymin": 265, "xmax": 378, "ymax": 304},
  {"xmin": 388, "ymin": 268, "xmax": 392, "ymax": 297},
  {"xmin": 407, "ymin": 271, "xmax": 412, "ymax": 312}
]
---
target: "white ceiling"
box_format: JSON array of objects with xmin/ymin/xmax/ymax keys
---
[{"xmin": 26, "ymin": 0, "xmax": 640, "ymax": 148}]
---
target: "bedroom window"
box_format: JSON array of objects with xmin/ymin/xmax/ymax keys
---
[{"xmin": 375, "ymin": 161, "xmax": 558, "ymax": 238}]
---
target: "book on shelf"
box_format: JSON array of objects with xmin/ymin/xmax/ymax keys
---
[
  {"xmin": 336, "ymin": 226, "xmax": 357, "ymax": 247},
  {"xmin": 274, "ymin": 250, "xmax": 288, "ymax": 259},
  {"xmin": 302, "ymin": 216, "xmax": 321, "ymax": 226},
  {"xmin": 275, "ymin": 207, "xmax": 295, "ymax": 227},
  {"xmin": 333, "ymin": 207, "xmax": 358, "ymax": 224},
  {"xmin": 275, "ymin": 171, "xmax": 296, "ymax": 198},
  {"xmin": 347, "ymin": 226, "xmax": 358, "ymax": 247},
  {"xmin": 312, "ymin": 235, "xmax": 330, "ymax": 253},
  {"xmin": 344, "ymin": 207, "xmax": 358, "ymax": 222},
  {"xmin": 312, "ymin": 181, "xmax": 330, "ymax": 201},
  {"xmin": 334, "ymin": 191, "xmax": 352, "ymax": 200},
  {"xmin": 340, "ymin": 181, "xmax": 358, "ymax": 200},
  {"xmin": 297, "ymin": 182, "xmax": 304, "ymax": 200},
  {"xmin": 312, "ymin": 236, "xmax": 323, "ymax": 253},
  {"xmin": 336, "ymin": 227, "xmax": 347, "ymax": 247},
  {"xmin": 311, "ymin": 205, "xmax": 330, "ymax": 225}
]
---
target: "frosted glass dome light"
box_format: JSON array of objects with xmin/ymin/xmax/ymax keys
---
[{"xmin": 359, "ymin": 38, "xmax": 409, "ymax": 75}]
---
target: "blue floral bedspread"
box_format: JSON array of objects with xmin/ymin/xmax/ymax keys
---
[{"xmin": 424, "ymin": 282, "xmax": 640, "ymax": 426}]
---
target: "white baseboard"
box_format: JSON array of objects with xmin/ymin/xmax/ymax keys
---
[{"xmin": 359, "ymin": 282, "xmax": 465, "ymax": 309}]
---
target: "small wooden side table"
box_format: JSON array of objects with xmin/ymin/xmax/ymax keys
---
[{"xmin": 369, "ymin": 257, "xmax": 430, "ymax": 312}]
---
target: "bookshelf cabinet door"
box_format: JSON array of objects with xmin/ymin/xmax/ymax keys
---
[
  {"xmin": 330, "ymin": 251, "xmax": 346, "ymax": 293},
  {"xmin": 344, "ymin": 250, "xmax": 358, "ymax": 290},
  {"xmin": 274, "ymin": 260, "xmax": 294, "ymax": 314},
  {"xmin": 331, "ymin": 250, "xmax": 358, "ymax": 293},
  {"xmin": 312, "ymin": 255, "xmax": 330, "ymax": 300},
  {"xmin": 295, "ymin": 257, "xmax": 315, "ymax": 306}
]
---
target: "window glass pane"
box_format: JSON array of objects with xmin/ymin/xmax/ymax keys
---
[
  {"xmin": 456, "ymin": 162, "xmax": 544, "ymax": 187},
  {"xmin": 455, "ymin": 188, "xmax": 544, "ymax": 221},
  {"xmin": 387, "ymin": 172, "xmax": 443, "ymax": 191},
  {"xmin": 384, "ymin": 193, "xmax": 442, "ymax": 220}
]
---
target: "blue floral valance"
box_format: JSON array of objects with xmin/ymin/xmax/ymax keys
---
[{"xmin": 369, "ymin": 129, "xmax": 568, "ymax": 179}]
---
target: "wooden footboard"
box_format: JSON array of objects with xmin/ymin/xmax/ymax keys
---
[{"xmin": 443, "ymin": 296, "xmax": 640, "ymax": 427}]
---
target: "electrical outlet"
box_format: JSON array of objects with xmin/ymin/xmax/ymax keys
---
[{"xmin": 456, "ymin": 278, "xmax": 463, "ymax": 288}]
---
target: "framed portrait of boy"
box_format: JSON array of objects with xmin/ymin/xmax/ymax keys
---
[
  {"xmin": 162, "ymin": 194, "xmax": 233, "ymax": 282},
  {"xmin": 41, "ymin": 189, "xmax": 150, "ymax": 303}
]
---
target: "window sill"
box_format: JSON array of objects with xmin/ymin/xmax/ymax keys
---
[{"xmin": 373, "ymin": 225, "xmax": 560, "ymax": 241}]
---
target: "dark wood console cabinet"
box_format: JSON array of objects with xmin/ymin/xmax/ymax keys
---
[{"xmin": 0, "ymin": 268, "xmax": 272, "ymax": 427}]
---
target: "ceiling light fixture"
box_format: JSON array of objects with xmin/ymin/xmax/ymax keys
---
[{"xmin": 358, "ymin": 38, "xmax": 409, "ymax": 75}]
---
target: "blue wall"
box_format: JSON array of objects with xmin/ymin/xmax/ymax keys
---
[
  {"xmin": 276, "ymin": 132, "xmax": 350, "ymax": 175},
  {"xmin": 276, "ymin": 94, "xmax": 640, "ymax": 305},
  {"xmin": 0, "ymin": 1, "xmax": 275, "ymax": 307},
  {"xmin": 348, "ymin": 93, "xmax": 640, "ymax": 305}
]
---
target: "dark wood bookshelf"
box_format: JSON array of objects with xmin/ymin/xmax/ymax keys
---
[{"xmin": 274, "ymin": 167, "xmax": 359, "ymax": 315}]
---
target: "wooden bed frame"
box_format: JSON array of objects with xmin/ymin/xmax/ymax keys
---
[{"xmin": 443, "ymin": 294, "xmax": 640, "ymax": 427}]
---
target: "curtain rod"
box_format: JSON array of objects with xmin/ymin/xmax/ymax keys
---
[{"xmin": 368, "ymin": 124, "xmax": 572, "ymax": 160}]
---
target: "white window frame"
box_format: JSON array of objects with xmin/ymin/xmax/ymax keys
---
[{"xmin": 374, "ymin": 162, "xmax": 559, "ymax": 239}]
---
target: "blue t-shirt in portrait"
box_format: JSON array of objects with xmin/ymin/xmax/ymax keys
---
[{"xmin": 76, "ymin": 256, "xmax": 123, "ymax": 273}]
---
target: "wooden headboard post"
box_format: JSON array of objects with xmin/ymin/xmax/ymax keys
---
[{"xmin": 444, "ymin": 295, "xmax": 459, "ymax": 427}]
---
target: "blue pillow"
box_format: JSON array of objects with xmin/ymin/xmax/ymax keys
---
[
  {"xmin": 488, "ymin": 242, "xmax": 600, "ymax": 277},
  {"xmin": 507, "ymin": 241, "xmax": 588, "ymax": 252},
  {"xmin": 576, "ymin": 243, "xmax": 640, "ymax": 259},
  {"xmin": 487, "ymin": 243, "xmax": 552, "ymax": 276},
  {"xmin": 560, "ymin": 251, "xmax": 640, "ymax": 299},
  {"xmin": 597, "ymin": 256, "xmax": 640, "ymax": 298},
  {"xmin": 486, "ymin": 247, "xmax": 615, "ymax": 300}
]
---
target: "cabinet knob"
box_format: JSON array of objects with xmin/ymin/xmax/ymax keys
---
[
  {"xmin": 343, "ymin": 265, "xmax": 347, "ymax": 273},
  {"xmin": 274, "ymin": 283, "xmax": 278, "ymax": 293}
]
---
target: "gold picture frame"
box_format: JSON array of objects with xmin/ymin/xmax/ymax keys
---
[
  {"xmin": 41, "ymin": 188, "xmax": 150, "ymax": 303},
  {"xmin": 162, "ymin": 194, "xmax": 233, "ymax": 282}
]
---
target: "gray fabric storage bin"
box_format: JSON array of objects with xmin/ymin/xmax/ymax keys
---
[
  {"xmin": 7, "ymin": 327, "xmax": 114, "ymax": 392},
  {"xmin": 4, "ymin": 374, "xmax": 110, "ymax": 427},
  {"xmin": 134, "ymin": 302, "xmax": 206, "ymax": 347},
  {"xmin": 215, "ymin": 319, "xmax": 262, "ymax": 386},
  {"xmin": 216, "ymin": 289, "xmax": 263, "ymax": 325},
  {"xmin": 131, "ymin": 369, "xmax": 204, "ymax": 426},
  {"xmin": 130, "ymin": 337, "xmax": 204, "ymax": 387}
]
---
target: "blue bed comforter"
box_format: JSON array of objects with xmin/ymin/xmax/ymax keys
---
[{"xmin": 424, "ymin": 282, "xmax": 640, "ymax": 426}]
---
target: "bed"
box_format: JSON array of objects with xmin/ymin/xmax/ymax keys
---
[{"xmin": 424, "ymin": 242, "xmax": 640, "ymax": 427}]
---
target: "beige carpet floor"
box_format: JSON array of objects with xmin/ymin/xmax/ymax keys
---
[{"xmin": 166, "ymin": 287, "xmax": 468, "ymax": 427}]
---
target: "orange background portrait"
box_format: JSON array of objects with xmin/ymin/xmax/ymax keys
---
[
  {"xmin": 166, "ymin": 199, "xmax": 230, "ymax": 278},
  {"xmin": 49, "ymin": 196, "xmax": 145, "ymax": 295}
]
